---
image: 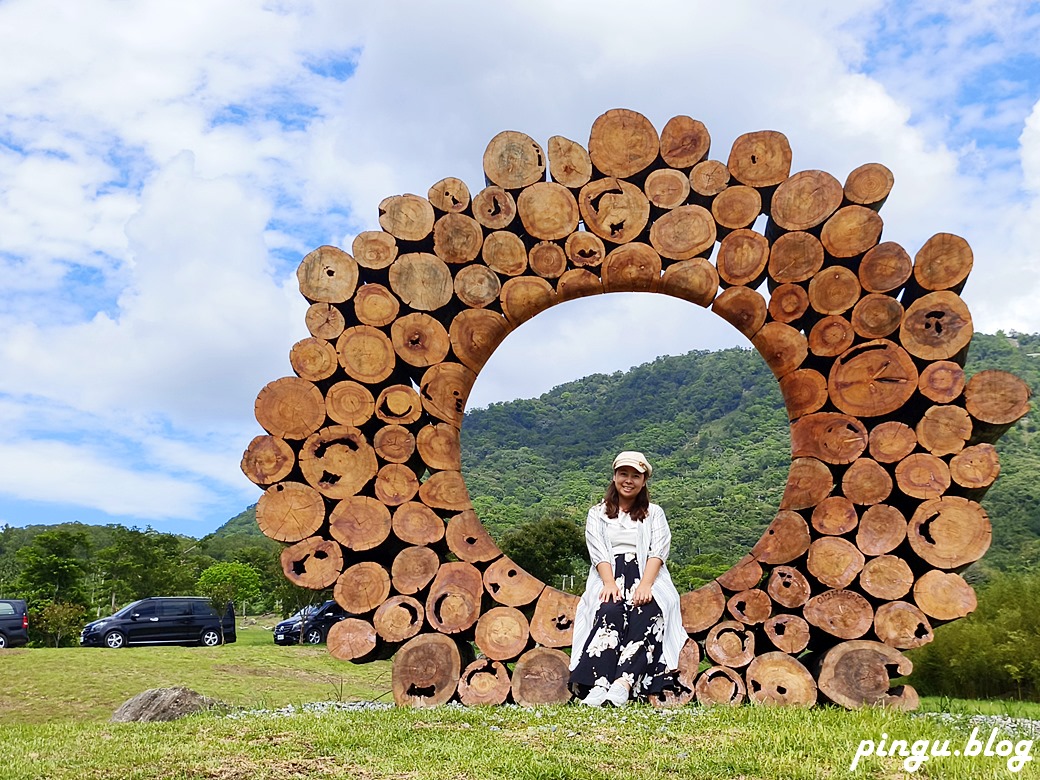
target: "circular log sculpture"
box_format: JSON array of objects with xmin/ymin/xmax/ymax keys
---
[{"xmin": 244, "ymin": 108, "xmax": 1031, "ymax": 708}]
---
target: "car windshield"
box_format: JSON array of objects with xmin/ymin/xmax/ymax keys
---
[
  {"xmin": 111, "ymin": 600, "xmax": 144, "ymax": 618},
  {"xmin": 287, "ymin": 605, "xmax": 316, "ymax": 621}
]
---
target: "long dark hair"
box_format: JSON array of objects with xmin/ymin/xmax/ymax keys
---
[{"xmin": 604, "ymin": 478, "xmax": 650, "ymax": 522}]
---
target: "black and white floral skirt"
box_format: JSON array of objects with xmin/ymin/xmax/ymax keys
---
[{"xmin": 569, "ymin": 553, "xmax": 674, "ymax": 701}]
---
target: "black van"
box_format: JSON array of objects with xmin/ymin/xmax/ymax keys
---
[
  {"xmin": 80, "ymin": 597, "xmax": 236, "ymax": 648},
  {"xmin": 273, "ymin": 600, "xmax": 348, "ymax": 645},
  {"xmin": 0, "ymin": 599, "xmax": 29, "ymax": 649}
]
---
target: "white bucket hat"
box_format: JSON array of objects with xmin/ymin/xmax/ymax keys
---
[{"xmin": 612, "ymin": 451, "xmax": 652, "ymax": 478}]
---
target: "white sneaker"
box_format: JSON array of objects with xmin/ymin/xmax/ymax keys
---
[
  {"xmin": 605, "ymin": 681, "xmax": 630, "ymax": 707},
  {"xmin": 581, "ymin": 686, "xmax": 610, "ymax": 707}
]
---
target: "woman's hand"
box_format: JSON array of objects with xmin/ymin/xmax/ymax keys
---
[
  {"xmin": 631, "ymin": 582, "xmax": 654, "ymax": 606},
  {"xmin": 599, "ymin": 580, "xmax": 621, "ymax": 602}
]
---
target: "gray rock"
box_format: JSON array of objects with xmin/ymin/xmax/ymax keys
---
[{"xmin": 111, "ymin": 686, "xmax": 223, "ymax": 722}]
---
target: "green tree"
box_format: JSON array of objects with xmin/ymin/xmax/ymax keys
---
[
  {"xmin": 197, "ymin": 562, "xmax": 262, "ymax": 615},
  {"xmin": 500, "ymin": 515, "xmax": 586, "ymax": 587},
  {"xmin": 16, "ymin": 529, "xmax": 90, "ymax": 607},
  {"xmin": 94, "ymin": 527, "xmax": 196, "ymax": 613},
  {"xmin": 33, "ymin": 600, "xmax": 87, "ymax": 648}
]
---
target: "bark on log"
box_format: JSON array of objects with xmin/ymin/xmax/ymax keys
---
[
  {"xmin": 290, "ymin": 337, "xmax": 338, "ymax": 382},
  {"xmin": 336, "ymin": 325, "xmax": 396, "ymax": 385},
  {"xmin": 530, "ymin": 587, "xmax": 579, "ymax": 647},
  {"xmin": 578, "ymin": 178, "xmax": 651, "ymax": 245},
  {"xmin": 305, "ymin": 302, "xmax": 346, "ymax": 340},
  {"xmin": 779, "ymin": 457, "xmax": 834, "ymax": 511},
  {"xmin": 768, "ymin": 283, "xmax": 809, "ymax": 324},
  {"xmin": 727, "ymin": 130, "xmax": 792, "ymax": 188},
  {"xmin": 859, "ymin": 555, "xmax": 914, "ymax": 600},
  {"xmin": 483, "ymin": 131, "xmax": 546, "ymax": 189},
  {"xmin": 390, "ymin": 545, "xmax": 440, "ymax": 595},
  {"xmin": 763, "ymin": 614, "xmax": 811, "ymax": 654},
  {"xmin": 564, "ymin": 231, "xmax": 606, "ymax": 268},
  {"xmin": 433, "ymin": 213, "xmax": 483, "ymax": 265},
  {"xmin": 680, "ymin": 580, "xmax": 727, "ymax": 634},
  {"xmin": 511, "ymin": 647, "xmax": 573, "ymax": 706},
  {"xmin": 768, "ymin": 232, "xmax": 824, "ymax": 284},
  {"xmin": 352, "ymin": 231, "xmax": 398, "ymax": 270},
  {"xmin": 415, "ymin": 423, "xmax": 462, "ymax": 471},
  {"xmin": 913, "ymin": 570, "xmax": 977, "ymax": 621},
  {"xmin": 716, "ymin": 554, "xmax": 764, "ymax": 591},
  {"xmin": 378, "ymin": 195, "xmax": 435, "ymax": 242},
  {"xmin": 790, "ymin": 412, "xmax": 868, "ymax": 465},
  {"xmin": 711, "ymin": 186, "xmax": 762, "ymax": 233},
  {"xmin": 695, "ymin": 666, "xmax": 746, "ymax": 706},
  {"xmin": 449, "ymin": 309, "xmax": 511, "ymax": 374},
  {"xmin": 899, "ymin": 291, "xmax": 973, "ymax": 362},
  {"xmin": 483, "ymin": 556, "xmax": 545, "ymax": 607},
  {"xmin": 808, "ymin": 266, "xmax": 861, "ymax": 315},
  {"xmin": 392, "ymin": 502, "xmax": 445, "ymax": 546},
  {"xmin": 816, "ymin": 640, "xmax": 917, "ymax": 709},
  {"xmin": 894, "ymin": 452, "xmax": 951, "ymax": 500},
  {"xmin": 841, "ymin": 457, "xmax": 892, "ymax": 506},
  {"xmin": 374, "ymin": 463, "xmax": 420, "ymax": 507},
  {"xmin": 908, "ymin": 496, "xmax": 991, "ymax": 570},
  {"xmin": 770, "ymin": 170, "xmax": 843, "ymax": 232},
  {"xmin": 392, "ymin": 633, "xmax": 461, "ymax": 707},
  {"xmin": 803, "ymin": 589, "xmax": 873, "ymax": 639},
  {"xmin": 716, "ymin": 229, "xmax": 769, "ymax": 287},
  {"xmin": 858, "ymin": 242, "xmax": 911, "ymax": 294},
  {"xmin": 660, "ymin": 258, "xmax": 719, "ymax": 307},
  {"xmin": 501, "ymin": 276, "xmax": 557, "ymax": 324},
  {"xmin": 601, "ymin": 242, "xmax": 661, "ymax": 293},
  {"xmin": 964, "ymin": 370, "xmax": 1032, "ymax": 443},
  {"xmin": 712, "ymin": 286, "xmax": 767, "ymax": 339},
  {"xmin": 419, "ymin": 363, "xmax": 475, "ymax": 427},
  {"xmin": 517, "ymin": 182, "xmax": 579, "ymax": 241},
  {"xmin": 916, "ymin": 405, "xmax": 972, "ymax": 456},
  {"xmin": 766, "ymin": 566, "xmax": 812, "ymax": 608},
  {"xmin": 529, "ymin": 241, "xmax": 568, "ymax": 279},
  {"xmin": 281, "ymin": 536, "xmax": 343, "ymax": 590},
  {"xmin": 419, "ymin": 470, "xmax": 473, "ymax": 512},
  {"xmin": 811, "ymin": 496, "xmax": 859, "ymax": 536},
  {"xmin": 913, "ymin": 233, "xmax": 972, "ymax": 294},
  {"xmin": 374, "ymin": 595, "xmax": 425, "ymax": 643},
  {"xmin": 705, "ymin": 620, "xmax": 755, "ymax": 667},
  {"xmin": 475, "ymin": 606, "xmax": 530, "ymax": 661},
  {"xmin": 809, "ymin": 315, "xmax": 855, "ymax": 358},
  {"xmin": 471, "ymin": 186, "xmax": 517, "ymax": 230},
  {"xmin": 255, "ymin": 377, "xmax": 326, "ymax": 440},
  {"xmin": 458, "ymin": 658, "xmax": 511, "ymax": 706},
  {"xmin": 820, "ymin": 205, "xmax": 883, "ymax": 259},
  {"xmin": 256, "ymin": 481, "xmax": 324, "ymax": 542},
  {"xmin": 746, "ymin": 652, "xmax": 817, "ymax": 706},
  {"xmin": 851, "ymin": 293, "xmax": 903, "ymax": 339},
  {"xmin": 374, "ymin": 387, "xmax": 422, "ymax": 425},
  {"xmin": 299, "ymin": 425, "xmax": 378, "ymax": 500},
  {"xmin": 325, "ymin": 381, "xmax": 375, "ymax": 427},
  {"xmin": 445, "ymin": 509, "xmax": 501, "ymax": 563},
  {"xmin": 241, "ymin": 435, "xmax": 295, "ymax": 487},
  {"xmin": 918, "ymin": 360, "xmax": 966, "ymax": 405},
  {"xmin": 752, "ymin": 510, "xmax": 811, "ymax": 565},
  {"xmin": 727, "ymin": 588, "xmax": 772, "ymax": 625},
  {"xmin": 329, "ymin": 495, "xmax": 392, "ymax": 551},
  {"xmin": 391, "ymin": 313, "xmax": 450, "ymax": 368},
  {"xmin": 588, "ymin": 108, "xmax": 660, "ymax": 178},
  {"xmin": 828, "ymin": 339, "xmax": 918, "ymax": 418},
  {"xmin": 388, "ymin": 253, "xmax": 454, "ymax": 312},
  {"xmin": 428, "ymin": 176, "xmax": 471, "ymax": 214},
  {"xmin": 752, "ymin": 322, "xmax": 808, "ymax": 379},
  {"xmin": 807, "ymin": 537, "xmax": 865, "ymax": 589},
  {"xmin": 778, "ymin": 368, "xmax": 828, "ymax": 420},
  {"xmin": 327, "ymin": 619, "xmax": 378, "ymax": 662},
  {"xmin": 856, "ymin": 504, "xmax": 907, "ymax": 556},
  {"xmin": 660, "ymin": 115, "xmax": 710, "ymax": 169},
  {"xmin": 649, "ymin": 205, "xmax": 716, "ymax": 260},
  {"xmin": 297, "ymin": 246, "xmax": 359, "ymax": 304},
  {"xmin": 335, "ymin": 561, "xmax": 391, "ymax": 615},
  {"xmin": 645, "ymin": 168, "xmax": 691, "ymax": 209},
  {"xmin": 689, "ymin": 159, "xmax": 730, "ymax": 199},
  {"xmin": 843, "ymin": 163, "xmax": 894, "ymax": 211},
  {"xmin": 874, "ymin": 601, "xmax": 933, "ymax": 649},
  {"xmin": 868, "ymin": 421, "xmax": 917, "ymax": 464},
  {"xmin": 353, "ymin": 284, "xmax": 400, "ymax": 327},
  {"xmin": 547, "ymin": 135, "xmax": 592, "ymax": 189},
  {"xmin": 949, "ymin": 443, "xmax": 1000, "ymax": 499},
  {"xmin": 426, "ymin": 561, "xmax": 484, "ymax": 634}
]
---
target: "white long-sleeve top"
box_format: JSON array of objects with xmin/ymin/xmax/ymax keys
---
[{"xmin": 569, "ymin": 501, "xmax": 687, "ymax": 672}]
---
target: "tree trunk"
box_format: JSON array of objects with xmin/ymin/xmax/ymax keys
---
[
  {"xmin": 392, "ymin": 502, "xmax": 445, "ymax": 547},
  {"xmin": 602, "ymin": 242, "xmax": 662, "ymax": 293},
  {"xmin": 811, "ymin": 496, "xmax": 859, "ymax": 536},
  {"xmin": 809, "ymin": 315, "xmax": 855, "ymax": 358},
  {"xmin": 695, "ymin": 665, "xmax": 747, "ymax": 706},
  {"xmin": 483, "ymin": 130, "xmax": 545, "ymax": 189},
  {"xmin": 778, "ymin": 457, "xmax": 833, "ymax": 511},
  {"xmin": 768, "ymin": 282, "xmax": 809, "ymax": 324},
  {"xmin": 705, "ymin": 621, "xmax": 756, "ymax": 667},
  {"xmin": 517, "ymin": 182, "xmax": 579, "ymax": 241},
  {"xmin": 807, "ymin": 537, "xmax": 865, "ymax": 589},
  {"xmin": 716, "ymin": 554, "xmax": 764, "ymax": 592},
  {"xmin": 255, "ymin": 377, "xmax": 326, "ymax": 440},
  {"xmin": 255, "ymin": 481, "xmax": 324, "ymax": 542},
  {"xmin": 353, "ymin": 284, "xmax": 401, "ymax": 327},
  {"xmin": 471, "ymin": 186, "xmax": 517, "ymax": 230},
  {"xmin": 378, "ymin": 195, "xmax": 435, "ymax": 242},
  {"xmin": 645, "ymin": 168, "xmax": 691, "ymax": 209},
  {"xmin": 324, "ymin": 381, "xmax": 375, "ymax": 427},
  {"xmin": 803, "ymin": 589, "xmax": 873, "ymax": 640},
  {"xmin": 873, "ymin": 601, "xmax": 933, "ymax": 649},
  {"xmin": 391, "ymin": 312, "xmax": 450, "ymax": 368},
  {"xmin": 547, "ymin": 135, "xmax": 592, "ymax": 189},
  {"xmin": 445, "ymin": 509, "xmax": 501, "ymax": 563},
  {"xmin": 374, "ymin": 463, "xmax": 420, "ymax": 507},
  {"xmin": 746, "ymin": 652, "xmax": 817, "ymax": 706},
  {"xmin": 689, "ymin": 159, "xmax": 730, "ymax": 201},
  {"xmin": 768, "ymin": 231, "xmax": 824, "ymax": 284},
  {"xmin": 911, "ymin": 233, "xmax": 972, "ymax": 294},
  {"xmin": 426, "ymin": 561, "xmax": 484, "ymax": 635},
  {"xmin": 390, "ymin": 545, "xmax": 440, "ymax": 595},
  {"xmin": 949, "ymin": 443, "xmax": 1000, "ymax": 499},
  {"xmin": 578, "ymin": 178, "xmax": 650, "ymax": 244},
  {"xmin": 529, "ymin": 241, "xmax": 568, "ymax": 279},
  {"xmin": 680, "ymin": 581, "xmax": 727, "ymax": 635},
  {"xmin": 763, "ymin": 614, "xmax": 811, "ymax": 654},
  {"xmin": 918, "ymin": 360, "xmax": 966, "ymax": 404},
  {"xmin": 828, "ymin": 339, "xmax": 918, "ymax": 418},
  {"xmin": 335, "ymin": 561, "xmax": 391, "ymax": 615},
  {"xmin": 299, "ymin": 425, "xmax": 378, "ymax": 500},
  {"xmin": 419, "ymin": 363, "xmax": 475, "ymax": 428},
  {"xmin": 483, "ymin": 556, "xmax": 545, "ymax": 607},
  {"xmin": 475, "ymin": 606, "xmax": 531, "ymax": 661},
  {"xmin": 511, "ymin": 647, "xmax": 573, "ymax": 706},
  {"xmin": 564, "ymin": 231, "xmax": 606, "ymax": 268},
  {"xmin": 588, "ymin": 108, "xmax": 660, "ymax": 178},
  {"xmin": 433, "ymin": 213, "xmax": 483, "ymax": 265},
  {"xmin": 712, "ymin": 186, "xmax": 762, "ymax": 234},
  {"xmin": 766, "ymin": 566, "xmax": 812, "ymax": 608},
  {"xmin": 529, "ymin": 587, "xmax": 579, "ymax": 648},
  {"xmin": 769, "ymin": 170, "xmax": 842, "ymax": 232},
  {"xmin": 907, "ymin": 496, "xmax": 991, "ymax": 570},
  {"xmin": 289, "ymin": 337, "xmax": 339, "ymax": 382},
  {"xmin": 373, "ymin": 424, "xmax": 416, "ymax": 463},
  {"xmin": 241, "ymin": 436, "xmax": 295, "ymax": 487},
  {"xmin": 336, "ymin": 325, "xmax": 396, "ymax": 384},
  {"xmin": 819, "ymin": 205, "xmax": 883, "ymax": 259},
  {"xmin": 660, "ymin": 115, "xmax": 710, "ymax": 169},
  {"xmin": 843, "ymin": 163, "xmax": 894, "ymax": 211},
  {"xmin": 856, "ymin": 504, "xmax": 908, "ymax": 556},
  {"xmin": 329, "ymin": 495, "xmax": 392, "ymax": 551},
  {"xmin": 500, "ymin": 276, "xmax": 556, "ymax": 324},
  {"xmin": 868, "ymin": 421, "xmax": 917, "ymax": 464},
  {"xmin": 305, "ymin": 301, "xmax": 346, "ymax": 340},
  {"xmin": 778, "ymin": 368, "xmax": 828, "ymax": 421},
  {"xmin": 894, "ymin": 452, "xmax": 951, "ymax": 500},
  {"xmin": 752, "ymin": 510, "xmax": 811, "ymax": 565},
  {"xmin": 751, "ymin": 322, "xmax": 808, "ymax": 379},
  {"xmin": 556, "ymin": 268, "xmax": 603, "ymax": 301},
  {"xmin": 297, "ymin": 245, "xmax": 359, "ymax": 303},
  {"xmin": 858, "ymin": 242, "xmax": 911, "ymax": 294},
  {"xmin": 964, "ymin": 369, "xmax": 1032, "ymax": 443},
  {"xmin": 712, "ymin": 286, "xmax": 767, "ymax": 339},
  {"xmin": 841, "ymin": 457, "xmax": 892, "ymax": 506},
  {"xmin": 727, "ymin": 130, "xmax": 792, "ymax": 189},
  {"xmin": 327, "ymin": 618, "xmax": 378, "ymax": 662},
  {"xmin": 458, "ymin": 658, "xmax": 511, "ymax": 706},
  {"xmin": 454, "ymin": 264, "xmax": 501, "ymax": 309},
  {"xmin": 280, "ymin": 536, "xmax": 343, "ymax": 590},
  {"xmin": 392, "ymin": 633, "xmax": 461, "ymax": 707},
  {"xmin": 660, "ymin": 258, "xmax": 719, "ymax": 307},
  {"xmin": 898, "ymin": 291, "xmax": 973, "ymax": 362},
  {"xmin": 352, "ymin": 231, "xmax": 398, "ymax": 270},
  {"xmin": 427, "ymin": 176, "xmax": 471, "ymax": 214},
  {"xmin": 913, "ymin": 570, "xmax": 977, "ymax": 622},
  {"xmin": 727, "ymin": 588, "xmax": 772, "ymax": 625},
  {"xmin": 816, "ymin": 640, "xmax": 917, "ymax": 709},
  {"xmin": 415, "ymin": 422, "xmax": 463, "ymax": 471},
  {"xmin": 790, "ymin": 412, "xmax": 868, "ymax": 464},
  {"xmin": 388, "ymin": 253, "xmax": 454, "ymax": 312},
  {"xmin": 858, "ymin": 555, "xmax": 914, "ymax": 600},
  {"xmin": 851, "ymin": 293, "xmax": 903, "ymax": 339},
  {"xmin": 449, "ymin": 309, "xmax": 511, "ymax": 374},
  {"xmin": 916, "ymin": 404, "xmax": 972, "ymax": 456},
  {"xmin": 649, "ymin": 205, "xmax": 716, "ymax": 260},
  {"xmin": 717, "ymin": 229, "xmax": 769, "ymax": 287},
  {"xmin": 374, "ymin": 384, "xmax": 422, "ymax": 426},
  {"xmin": 808, "ymin": 266, "xmax": 861, "ymax": 315}
]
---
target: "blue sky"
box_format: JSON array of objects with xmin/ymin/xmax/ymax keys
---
[{"xmin": 1, "ymin": 0, "xmax": 1039, "ymax": 538}]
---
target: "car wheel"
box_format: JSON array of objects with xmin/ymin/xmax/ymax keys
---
[
  {"xmin": 104, "ymin": 630, "xmax": 126, "ymax": 649},
  {"xmin": 304, "ymin": 627, "xmax": 324, "ymax": 645},
  {"xmin": 0, "ymin": 632, "xmax": 7, "ymax": 649},
  {"xmin": 200, "ymin": 629, "xmax": 222, "ymax": 647}
]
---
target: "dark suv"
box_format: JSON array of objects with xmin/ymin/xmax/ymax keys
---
[
  {"xmin": 0, "ymin": 599, "xmax": 29, "ymax": 649},
  {"xmin": 273, "ymin": 600, "xmax": 347, "ymax": 645},
  {"xmin": 80, "ymin": 597, "xmax": 236, "ymax": 649}
]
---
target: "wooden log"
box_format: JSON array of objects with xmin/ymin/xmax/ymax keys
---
[
  {"xmin": 255, "ymin": 481, "xmax": 324, "ymax": 542},
  {"xmin": 843, "ymin": 162, "xmax": 894, "ymax": 211},
  {"xmin": 353, "ymin": 284, "xmax": 400, "ymax": 327},
  {"xmin": 329, "ymin": 495, "xmax": 392, "ymax": 551},
  {"xmin": 716, "ymin": 229, "xmax": 769, "ymax": 287},
  {"xmin": 601, "ymin": 242, "xmax": 661, "ymax": 293},
  {"xmin": 859, "ymin": 555, "xmax": 914, "ymax": 600},
  {"xmin": 327, "ymin": 618, "xmax": 378, "ymax": 662},
  {"xmin": 378, "ymin": 195, "xmax": 435, "ymax": 242},
  {"xmin": 547, "ymin": 135, "xmax": 592, "ymax": 189},
  {"xmin": 419, "ymin": 363, "xmax": 475, "ymax": 427},
  {"xmin": 529, "ymin": 587, "xmax": 578, "ymax": 647},
  {"xmin": 779, "ymin": 457, "xmax": 834, "ymax": 511},
  {"xmin": 454, "ymin": 265, "xmax": 502, "ymax": 309},
  {"xmin": 483, "ymin": 130, "xmax": 545, "ymax": 189},
  {"xmin": 689, "ymin": 159, "xmax": 730, "ymax": 200},
  {"xmin": 716, "ymin": 554, "xmax": 764, "ymax": 591},
  {"xmin": 762, "ymin": 614, "xmax": 811, "ymax": 654},
  {"xmin": 851, "ymin": 293, "xmax": 903, "ymax": 339},
  {"xmin": 808, "ymin": 266, "xmax": 861, "ymax": 315},
  {"xmin": 475, "ymin": 606, "xmax": 530, "ymax": 661},
  {"xmin": 816, "ymin": 640, "xmax": 917, "ymax": 709},
  {"xmin": 427, "ymin": 176, "xmax": 471, "ymax": 214},
  {"xmin": 820, "ymin": 205, "xmax": 883, "ymax": 259},
  {"xmin": 807, "ymin": 537, "xmax": 865, "ymax": 589},
  {"xmin": 649, "ymin": 205, "xmax": 716, "ymax": 260},
  {"xmin": 299, "ymin": 425, "xmax": 378, "ymax": 500},
  {"xmin": 415, "ymin": 423, "xmax": 462, "ymax": 471},
  {"xmin": 391, "ymin": 313, "xmax": 450, "ymax": 368},
  {"xmin": 811, "ymin": 496, "xmax": 859, "ymax": 536},
  {"xmin": 858, "ymin": 242, "xmax": 911, "ymax": 294},
  {"xmin": 908, "ymin": 496, "xmax": 991, "ymax": 570},
  {"xmin": 828, "ymin": 339, "xmax": 918, "ymax": 418},
  {"xmin": 335, "ymin": 561, "xmax": 391, "ymax": 615},
  {"xmin": 352, "ymin": 231, "xmax": 398, "ymax": 270},
  {"xmin": 557, "ymin": 268, "xmax": 604, "ymax": 301},
  {"xmin": 645, "ymin": 168, "xmax": 691, "ymax": 209},
  {"xmin": 705, "ymin": 620, "xmax": 755, "ymax": 667},
  {"xmin": 255, "ymin": 377, "xmax": 326, "ymax": 440},
  {"xmin": 445, "ymin": 509, "xmax": 501, "ymax": 563},
  {"xmin": 964, "ymin": 370, "xmax": 1032, "ymax": 443},
  {"xmin": 336, "ymin": 325, "xmax": 396, "ymax": 384},
  {"xmin": 751, "ymin": 510, "xmax": 811, "ymax": 565},
  {"xmin": 712, "ymin": 286, "xmax": 767, "ymax": 339},
  {"xmin": 449, "ymin": 309, "xmax": 511, "ymax": 374},
  {"xmin": 809, "ymin": 315, "xmax": 855, "ymax": 358},
  {"xmin": 660, "ymin": 258, "xmax": 719, "ymax": 307},
  {"xmin": 391, "ymin": 545, "xmax": 440, "ymax": 595},
  {"xmin": 770, "ymin": 170, "xmax": 843, "ymax": 232},
  {"xmin": 374, "ymin": 595, "xmax": 424, "ymax": 643},
  {"xmin": 471, "ymin": 186, "xmax": 517, "ymax": 230},
  {"xmin": 727, "ymin": 588, "xmax": 772, "ymax": 625},
  {"xmin": 392, "ymin": 502, "xmax": 445, "ymax": 547},
  {"xmin": 680, "ymin": 580, "xmax": 727, "ymax": 634},
  {"xmin": 388, "ymin": 253, "xmax": 454, "ymax": 312},
  {"xmin": 751, "ymin": 322, "xmax": 807, "ymax": 379},
  {"xmin": 695, "ymin": 665, "xmax": 746, "ymax": 706},
  {"xmin": 842, "ymin": 457, "xmax": 892, "ymax": 506},
  {"xmin": 458, "ymin": 658, "xmax": 511, "ymax": 706},
  {"xmin": 913, "ymin": 570, "xmax": 977, "ymax": 621},
  {"xmin": 803, "ymin": 589, "xmax": 873, "ymax": 640},
  {"xmin": 588, "ymin": 108, "xmax": 659, "ymax": 178},
  {"xmin": 517, "ymin": 182, "xmax": 579, "ymax": 240},
  {"xmin": 899, "ymin": 291, "xmax": 973, "ymax": 362},
  {"xmin": 529, "ymin": 241, "xmax": 567, "ymax": 279},
  {"xmin": 746, "ymin": 652, "xmax": 817, "ymax": 706},
  {"xmin": 766, "ymin": 566, "xmax": 812, "ymax": 608},
  {"xmin": 916, "ymin": 405, "xmax": 972, "ymax": 456},
  {"xmin": 868, "ymin": 421, "xmax": 917, "ymax": 464},
  {"xmin": 297, "ymin": 245, "xmax": 359, "ymax": 304},
  {"xmin": 281, "ymin": 536, "xmax": 343, "ymax": 590},
  {"xmin": 392, "ymin": 633, "xmax": 461, "ymax": 707},
  {"xmin": 287, "ymin": 335, "xmax": 339, "ymax": 380},
  {"xmin": 305, "ymin": 302, "xmax": 346, "ymax": 340},
  {"xmin": 578, "ymin": 178, "xmax": 651, "ymax": 245},
  {"xmin": 790, "ymin": 412, "xmax": 868, "ymax": 465},
  {"xmin": 375, "ymin": 386, "xmax": 422, "ymax": 426},
  {"xmin": 501, "ymin": 276, "xmax": 557, "ymax": 324},
  {"xmin": 949, "ymin": 443, "xmax": 1000, "ymax": 499},
  {"xmin": 768, "ymin": 231, "xmax": 824, "ymax": 284},
  {"xmin": 919, "ymin": 360, "xmax": 966, "ymax": 405},
  {"xmin": 913, "ymin": 233, "xmax": 972, "ymax": 294},
  {"xmin": 874, "ymin": 601, "xmax": 933, "ymax": 649},
  {"xmin": 768, "ymin": 283, "xmax": 810, "ymax": 324},
  {"xmin": 483, "ymin": 556, "xmax": 545, "ymax": 607},
  {"xmin": 711, "ymin": 185, "xmax": 762, "ymax": 233},
  {"xmin": 894, "ymin": 452, "xmax": 951, "ymax": 500},
  {"xmin": 512, "ymin": 647, "xmax": 572, "ymax": 705},
  {"xmin": 660, "ymin": 115, "xmax": 710, "ymax": 169},
  {"xmin": 433, "ymin": 213, "xmax": 483, "ymax": 265},
  {"xmin": 241, "ymin": 435, "xmax": 295, "ymax": 487},
  {"xmin": 426, "ymin": 561, "xmax": 484, "ymax": 634},
  {"xmin": 374, "ymin": 463, "xmax": 420, "ymax": 507},
  {"xmin": 856, "ymin": 504, "xmax": 907, "ymax": 556},
  {"xmin": 778, "ymin": 368, "xmax": 828, "ymax": 420},
  {"xmin": 325, "ymin": 381, "xmax": 375, "ymax": 428},
  {"xmin": 727, "ymin": 130, "xmax": 792, "ymax": 188},
  {"xmin": 419, "ymin": 470, "xmax": 473, "ymax": 511},
  {"xmin": 650, "ymin": 639, "xmax": 700, "ymax": 708},
  {"xmin": 564, "ymin": 231, "xmax": 606, "ymax": 268}
]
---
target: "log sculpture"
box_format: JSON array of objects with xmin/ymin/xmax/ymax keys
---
[{"xmin": 243, "ymin": 108, "xmax": 1031, "ymax": 708}]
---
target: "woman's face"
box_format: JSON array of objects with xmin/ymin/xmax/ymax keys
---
[{"xmin": 613, "ymin": 465, "xmax": 646, "ymax": 504}]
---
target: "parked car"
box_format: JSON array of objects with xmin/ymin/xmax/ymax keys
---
[
  {"xmin": 80, "ymin": 597, "xmax": 236, "ymax": 649},
  {"xmin": 0, "ymin": 599, "xmax": 29, "ymax": 649},
  {"xmin": 273, "ymin": 600, "xmax": 347, "ymax": 645}
]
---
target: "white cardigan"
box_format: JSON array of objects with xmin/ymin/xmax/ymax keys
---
[{"xmin": 569, "ymin": 501, "xmax": 687, "ymax": 672}]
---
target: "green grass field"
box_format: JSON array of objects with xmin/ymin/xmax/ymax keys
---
[{"xmin": 1, "ymin": 625, "xmax": 1037, "ymax": 779}]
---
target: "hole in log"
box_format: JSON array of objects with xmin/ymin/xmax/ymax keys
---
[
  {"xmin": 915, "ymin": 622, "xmax": 929, "ymax": 639},
  {"xmin": 553, "ymin": 614, "xmax": 573, "ymax": 631},
  {"xmin": 433, "ymin": 594, "xmax": 449, "ymax": 623},
  {"xmin": 315, "ymin": 438, "xmax": 359, "ymax": 458},
  {"xmin": 609, "ymin": 220, "xmax": 626, "ymax": 236},
  {"xmin": 589, "ymin": 187, "xmax": 623, "ymax": 213},
  {"xmin": 507, "ymin": 569, "xmax": 517, "ymax": 578},
  {"xmin": 924, "ymin": 311, "xmax": 945, "ymax": 335},
  {"xmin": 777, "ymin": 685, "xmax": 787, "ymax": 695},
  {"xmin": 885, "ymin": 662, "xmax": 903, "ymax": 679},
  {"xmin": 750, "ymin": 680, "xmax": 761, "ymax": 693},
  {"xmin": 578, "ymin": 248, "xmax": 597, "ymax": 259},
  {"xmin": 750, "ymin": 154, "xmax": 758, "ymax": 164},
  {"xmin": 918, "ymin": 511, "xmax": 939, "ymax": 545},
  {"xmin": 774, "ymin": 622, "xmax": 787, "ymax": 636},
  {"xmin": 736, "ymin": 600, "xmax": 747, "ymax": 612},
  {"xmin": 488, "ymin": 196, "xmax": 503, "ymax": 217},
  {"xmin": 325, "ymin": 268, "xmax": 335, "ymax": 278},
  {"xmin": 465, "ymin": 536, "xmax": 477, "ymax": 545},
  {"xmin": 292, "ymin": 556, "xmax": 310, "ymax": 575},
  {"xmin": 407, "ymin": 684, "xmax": 437, "ymax": 698},
  {"xmin": 314, "ymin": 550, "xmax": 328, "ymax": 560},
  {"xmin": 320, "ymin": 471, "xmax": 341, "ymax": 485},
  {"xmin": 488, "ymin": 582, "xmax": 501, "ymax": 593}
]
